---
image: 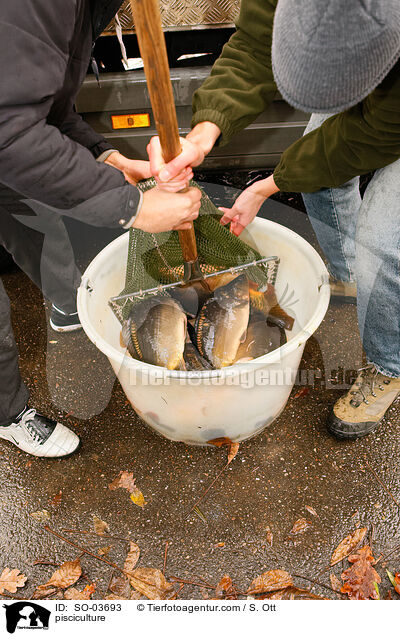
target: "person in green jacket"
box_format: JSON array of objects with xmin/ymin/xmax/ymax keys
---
[{"xmin": 148, "ymin": 0, "xmax": 400, "ymax": 440}]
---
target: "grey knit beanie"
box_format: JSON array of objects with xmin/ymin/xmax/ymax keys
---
[{"xmin": 271, "ymin": 0, "xmax": 400, "ymax": 113}]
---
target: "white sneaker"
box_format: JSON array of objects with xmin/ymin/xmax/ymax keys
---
[{"xmin": 0, "ymin": 407, "xmax": 81, "ymax": 457}]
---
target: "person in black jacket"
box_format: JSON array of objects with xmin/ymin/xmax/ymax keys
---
[{"xmin": 0, "ymin": 0, "xmax": 200, "ymax": 457}]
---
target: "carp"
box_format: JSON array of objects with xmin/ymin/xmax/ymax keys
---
[
  {"xmin": 195, "ymin": 274, "xmax": 250, "ymax": 368},
  {"xmin": 234, "ymin": 312, "xmax": 287, "ymax": 363},
  {"xmin": 122, "ymin": 295, "xmax": 187, "ymax": 370}
]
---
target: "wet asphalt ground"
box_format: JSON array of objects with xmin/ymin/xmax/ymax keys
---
[{"xmin": 1, "ymin": 182, "xmax": 399, "ymax": 601}]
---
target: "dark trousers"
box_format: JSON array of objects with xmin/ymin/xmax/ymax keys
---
[{"xmin": 0, "ymin": 184, "xmax": 81, "ymax": 424}]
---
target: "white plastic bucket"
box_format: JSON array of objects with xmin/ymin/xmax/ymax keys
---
[{"xmin": 77, "ymin": 219, "xmax": 330, "ymax": 445}]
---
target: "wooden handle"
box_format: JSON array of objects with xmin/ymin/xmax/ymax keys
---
[{"xmin": 131, "ymin": 0, "xmax": 198, "ymax": 263}]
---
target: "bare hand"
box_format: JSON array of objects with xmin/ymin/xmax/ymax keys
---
[
  {"xmin": 147, "ymin": 122, "xmax": 221, "ymax": 184},
  {"xmin": 104, "ymin": 152, "xmax": 152, "ymax": 185},
  {"xmin": 132, "ymin": 186, "xmax": 202, "ymax": 233},
  {"xmin": 219, "ymin": 176, "xmax": 279, "ymax": 236}
]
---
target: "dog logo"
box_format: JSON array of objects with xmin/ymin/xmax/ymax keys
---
[{"xmin": 3, "ymin": 602, "xmax": 50, "ymax": 633}]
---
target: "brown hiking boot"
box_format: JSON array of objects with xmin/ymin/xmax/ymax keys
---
[
  {"xmin": 329, "ymin": 277, "xmax": 357, "ymax": 304},
  {"xmin": 327, "ymin": 365, "xmax": 400, "ymax": 439}
]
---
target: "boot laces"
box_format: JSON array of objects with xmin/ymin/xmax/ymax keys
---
[
  {"xmin": 350, "ymin": 364, "xmax": 391, "ymax": 408},
  {"xmin": 17, "ymin": 408, "xmax": 42, "ymax": 445}
]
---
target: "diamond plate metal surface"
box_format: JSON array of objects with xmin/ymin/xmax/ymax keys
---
[{"xmin": 103, "ymin": 0, "xmax": 240, "ymax": 33}]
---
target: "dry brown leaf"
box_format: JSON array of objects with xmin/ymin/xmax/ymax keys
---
[
  {"xmin": 305, "ymin": 505, "xmax": 318, "ymax": 517},
  {"xmin": 108, "ymin": 471, "xmax": 136, "ymax": 492},
  {"xmin": 92, "ymin": 514, "xmax": 110, "ymax": 536},
  {"xmin": 293, "ymin": 387, "xmax": 310, "ymax": 399},
  {"xmin": 0, "ymin": 568, "xmax": 27, "ymax": 594},
  {"xmin": 50, "ymin": 491, "xmax": 62, "ymax": 506},
  {"xmin": 36, "ymin": 557, "xmax": 82, "ymax": 591},
  {"xmin": 268, "ymin": 586, "xmax": 326, "ymax": 600},
  {"xmin": 30, "ymin": 510, "xmax": 51, "ymax": 522},
  {"xmin": 207, "ymin": 437, "xmax": 233, "ymax": 447},
  {"xmin": 129, "ymin": 567, "xmax": 176, "ymax": 600},
  {"xmin": 227, "ymin": 442, "xmax": 240, "ymax": 464},
  {"xmin": 64, "ymin": 584, "xmax": 95, "ymax": 600},
  {"xmin": 247, "ymin": 570, "xmax": 293, "ymax": 595},
  {"xmin": 130, "ymin": 590, "xmax": 143, "ymax": 600},
  {"xmin": 98, "ymin": 546, "xmax": 112, "ymax": 557},
  {"xmin": 31, "ymin": 586, "xmax": 58, "ymax": 600},
  {"xmin": 329, "ymin": 573, "xmax": 342, "ymax": 592},
  {"xmin": 107, "ymin": 572, "xmax": 131, "ymax": 599},
  {"xmin": 265, "ymin": 526, "xmax": 273, "ymax": 546},
  {"xmin": 105, "ymin": 594, "xmax": 128, "ymax": 600},
  {"xmin": 330, "ymin": 527, "xmax": 367, "ymax": 566},
  {"xmin": 124, "ymin": 542, "xmax": 140, "ymax": 574},
  {"xmin": 290, "ymin": 517, "xmax": 312, "ymax": 535},
  {"xmin": 215, "ymin": 574, "xmax": 237, "ymax": 600},
  {"xmin": 340, "ymin": 545, "xmax": 381, "ymax": 600}
]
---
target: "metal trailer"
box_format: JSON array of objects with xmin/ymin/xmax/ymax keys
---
[{"xmin": 76, "ymin": 0, "xmax": 310, "ymax": 170}]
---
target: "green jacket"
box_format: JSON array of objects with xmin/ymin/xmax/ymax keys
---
[{"xmin": 192, "ymin": 0, "xmax": 400, "ymax": 193}]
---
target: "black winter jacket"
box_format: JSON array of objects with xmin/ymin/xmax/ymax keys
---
[{"xmin": 0, "ymin": 0, "xmax": 140, "ymax": 227}]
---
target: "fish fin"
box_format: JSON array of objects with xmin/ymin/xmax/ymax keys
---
[
  {"xmin": 268, "ymin": 304, "xmax": 295, "ymax": 330},
  {"xmin": 240, "ymin": 329, "xmax": 247, "ymax": 343}
]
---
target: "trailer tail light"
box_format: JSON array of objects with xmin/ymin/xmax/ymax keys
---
[{"xmin": 111, "ymin": 114, "xmax": 150, "ymax": 129}]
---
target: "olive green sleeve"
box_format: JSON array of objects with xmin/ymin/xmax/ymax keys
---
[
  {"xmin": 191, "ymin": 0, "xmax": 278, "ymax": 146},
  {"xmin": 273, "ymin": 60, "xmax": 400, "ymax": 193}
]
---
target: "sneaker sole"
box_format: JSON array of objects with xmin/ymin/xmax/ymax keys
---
[
  {"xmin": 327, "ymin": 412, "xmax": 381, "ymax": 439},
  {"xmin": 49, "ymin": 319, "xmax": 82, "ymax": 333}
]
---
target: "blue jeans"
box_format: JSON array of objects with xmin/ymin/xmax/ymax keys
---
[{"xmin": 302, "ymin": 114, "xmax": 400, "ymax": 378}]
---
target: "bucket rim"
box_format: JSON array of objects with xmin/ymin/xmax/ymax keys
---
[{"xmin": 77, "ymin": 217, "xmax": 330, "ymax": 378}]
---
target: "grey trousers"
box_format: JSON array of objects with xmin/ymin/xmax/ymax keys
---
[{"xmin": 0, "ymin": 184, "xmax": 81, "ymax": 424}]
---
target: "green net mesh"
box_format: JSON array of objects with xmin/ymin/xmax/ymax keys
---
[{"xmin": 109, "ymin": 179, "xmax": 279, "ymax": 323}]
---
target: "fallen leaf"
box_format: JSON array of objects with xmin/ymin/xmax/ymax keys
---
[
  {"xmin": 92, "ymin": 514, "xmax": 110, "ymax": 536},
  {"xmin": 98, "ymin": 546, "xmax": 112, "ymax": 557},
  {"xmin": 31, "ymin": 588, "xmax": 63, "ymax": 599},
  {"xmin": 36, "ymin": 558, "xmax": 82, "ymax": 590},
  {"xmin": 64, "ymin": 584, "xmax": 95, "ymax": 600},
  {"xmin": 207, "ymin": 437, "xmax": 233, "ymax": 447},
  {"xmin": 50, "ymin": 491, "xmax": 62, "ymax": 506},
  {"xmin": 128, "ymin": 567, "xmax": 176, "ymax": 600},
  {"xmin": 30, "ymin": 510, "xmax": 51, "ymax": 522},
  {"xmin": 130, "ymin": 590, "xmax": 142, "ymax": 600},
  {"xmin": 305, "ymin": 505, "xmax": 318, "ymax": 517},
  {"xmin": 130, "ymin": 485, "xmax": 146, "ymax": 508},
  {"xmin": 107, "ymin": 572, "xmax": 131, "ymax": 599},
  {"xmin": 265, "ymin": 526, "xmax": 273, "ymax": 546},
  {"xmin": 0, "ymin": 568, "xmax": 27, "ymax": 593},
  {"xmin": 290, "ymin": 518, "xmax": 312, "ymax": 535},
  {"xmin": 247, "ymin": 570, "xmax": 293, "ymax": 595},
  {"xmin": 108, "ymin": 471, "xmax": 136, "ymax": 492},
  {"xmin": 293, "ymin": 387, "xmax": 310, "ymax": 399},
  {"xmin": 340, "ymin": 545, "xmax": 381, "ymax": 600},
  {"xmin": 386, "ymin": 570, "xmax": 400, "ymax": 594},
  {"xmin": 227, "ymin": 442, "xmax": 239, "ymax": 464},
  {"xmin": 215, "ymin": 574, "xmax": 237, "ymax": 600},
  {"xmin": 105, "ymin": 594, "xmax": 127, "ymax": 600},
  {"xmin": 330, "ymin": 527, "xmax": 367, "ymax": 566},
  {"xmin": 124, "ymin": 542, "xmax": 140, "ymax": 575},
  {"xmin": 109, "ymin": 471, "xmax": 146, "ymax": 507},
  {"xmin": 268, "ymin": 586, "xmax": 326, "ymax": 600},
  {"xmin": 329, "ymin": 573, "xmax": 342, "ymax": 592}
]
